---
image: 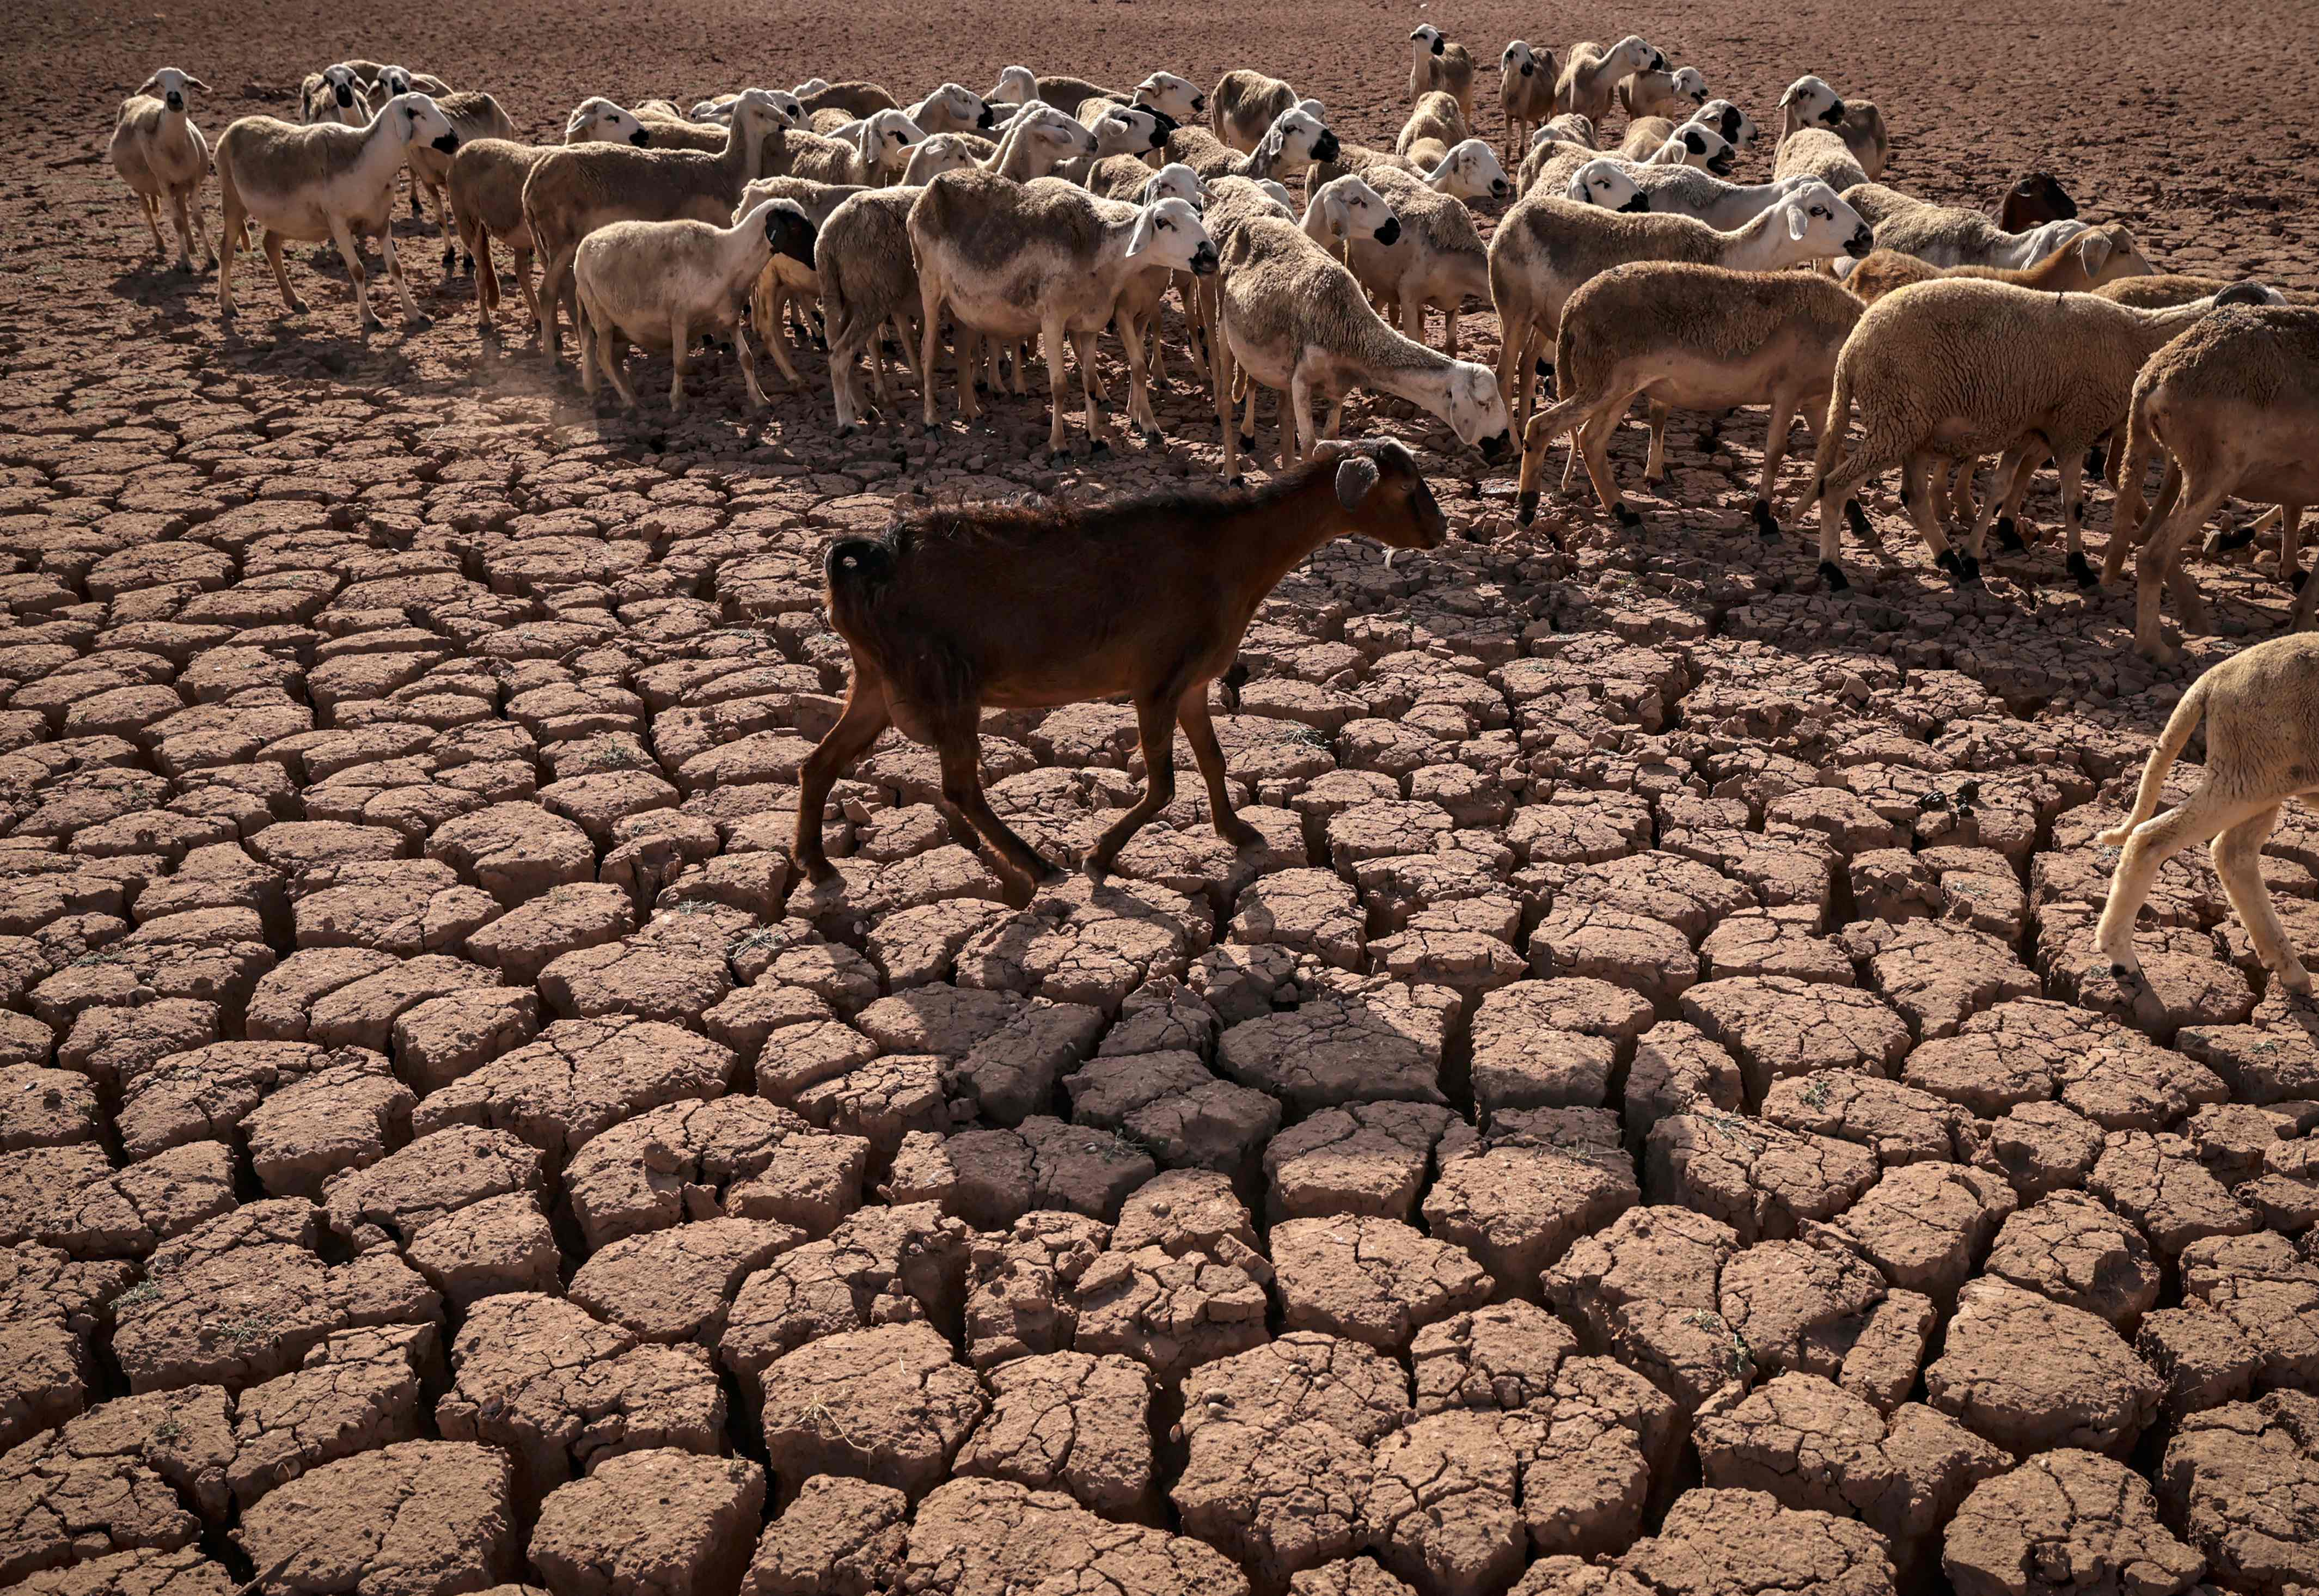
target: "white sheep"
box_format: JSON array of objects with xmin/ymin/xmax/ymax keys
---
[
  {"xmin": 1131, "ymin": 73, "xmax": 1206, "ymax": 124},
  {"xmin": 1558, "ymin": 38, "xmax": 1664, "ymax": 125},
  {"xmin": 1618, "ymin": 65, "xmax": 1710, "ymax": 121},
  {"xmin": 109, "ymin": 68, "xmax": 215, "ymax": 271},
  {"xmin": 1777, "ymin": 74, "xmax": 1889, "ymax": 179},
  {"xmin": 574, "ymin": 197, "xmax": 820, "ymax": 411},
  {"xmin": 1693, "ymin": 99, "xmax": 1760, "ymax": 152},
  {"xmin": 910, "ymin": 170, "xmax": 1219, "ymax": 456},
  {"xmin": 300, "ymin": 64, "xmax": 370, "ymax": 128},
  {"xmin": 1422, "ymin": 140, "xmax": 1512, "ymax": 204},
  {"xmin": 906, "ymin": 83, "xmax": 993, "ymax": 135},
  {"xmin": 216, "ymin": 92, "xmax": 462, "ymax": 333},
  {"xmin": 1210, "ymin": 69, "xmax": 1299, "ymax": 154},
  {"xmin": 1499, "ymin": 41, "xmax": 1559, "ymax": 164},
  {"xmin": 1409, "ymin": 26, "xmax": 1477, "ymax": 118}
]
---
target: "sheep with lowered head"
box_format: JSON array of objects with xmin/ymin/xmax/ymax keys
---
[{"xmin": 574, "ymin": 197, "xmax": 819, "ymax": 412}]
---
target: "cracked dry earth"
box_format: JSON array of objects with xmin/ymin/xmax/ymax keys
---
[{"xmin": 7, "ymin": 0, "xmax": 2319, "ymax": 1593}]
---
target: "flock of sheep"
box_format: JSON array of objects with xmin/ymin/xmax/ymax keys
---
[{"xmin": 102, "ymin": 30, "xmax": 2318, "ymax": 664}]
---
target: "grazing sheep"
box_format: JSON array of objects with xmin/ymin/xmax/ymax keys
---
[
  {"xmin": 735, "ymin": 175, "xmax": 867, "ymax": 386},
  {"xmin": 1774, "ymin": 126, "xmax": 1867, "ymax": 192},
  {"xmin": 300, "ymin": 64, "xmax": 370, "ymax": 128},
  {"xmin": 1999, "ymin": 172, "xmax": 2077, "ymax": 231},
  {"xmin": 216, "ymin": 93, "xmax": 461, "ymax": 333},
  {"xmin": 1214, "ymin": 214, "xmax": 1513, "ymax": 479},
  {"xmin": 1396, "ymin": 90, "xmax": 1470, "ymax": 169},
  {"xmin": 1808, "ymin": 278, "xmax": 2265, "ymax": 592},
  {"xmin": 812, "ymin": 107, "xmax": 927, "ymax": 183},
  {"xmin": 906, "ymin": 83, "xmax": 993, "ymax": 135},
  {"xmin": 1619, "ymin": 118, "xmax": 1739, "ymax": 175},
  {"xmin": 1558, "ymin": 38, "xmax": 1665, "ymax": 126},
  {"xmin": 2096, "ymin": 631, "xmax": 2319, "ymax": 994},
  {"xmin": 2103, "ymin": 305, "xmax": 2319, "ymax": 662},
  {"xmin": 795, "ymin": 440, "xmax": 1449, "ymax": 892},
  {"xmin": 1839, "ymin": 181, "xmax": 2090, "ymax": 270},
  {"xmin": 1489, "ymin": 171, "xmax": 1871, "ymax": 428},
  {"xmin": 1618, "ymin": 65, "xmax": 1710, "ymax": 122},
  {"xmin": 1409, "ymin": 26, "xmax": 1476, "ymax": 118},
  {"xmin": 1500, "ymin": 41, "xmax": 1559, "ymax": 162},
  {"xmin": 904, "ymin": 106, "xmax": 1098, "ymax": 185},
  {"xmin": 403, "ymin": 91, "xmax": 517, "ymax": 270},
  {"xmin": 1776, "ymin": 75, "xmax": 1888, "ymax": 179},
  {"xmin": 524, "ymin": 88, "xmax": 796, "ymax": 363},
  {"xmin": 818, "ymin": 187, "xmax": 932, "ymax": 429},
  {"xmin": 1167, "ymin": 108, "xmax": 1340, "ymax": 185},
  {"xmin": 453, "ymin": 102, "xmax": 654, "ymax": 340},
  {"xmin": 109, "ymin": 68, "xmax": 214, "ymax": 271},
  {"xmin": 910, "ymin": 170, "xmax": 1219, "ymax": 456},
  {"xmin": 574, "ymin": 197, "xmax": 818, "ymax": 412},
  {"xmin": 1514, "ymin": 261, "xmax": 1870, "ymax": 536},
  {"xmin": 1210, "ymin": 70, "xmax": 1299, "ymax": 154},
  {"xmin": 798, "ymin": 81, "xmax": 896, "ymax": 120}
]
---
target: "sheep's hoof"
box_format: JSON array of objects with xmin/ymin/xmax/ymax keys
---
[
  {"xmin": 1750, "ymin": 501, "xmax": 1781, "ymax": 541},
  {"xmin": 2084, "ymin": 443, "xmax": 2107, "ymax": 476},
  {"xmin": 1238, "ymin": 433, "xmax": 1255, "ymax": 451},
  {"xmin": 1088, "ymin": 439, "xmax": 1111, "ymax": 457},
  {"xmin": 1818, "ymin": 559, "xmax": 1851, "ymax": 593},
  {"xmin": 1994, "ymin": 517, "xmax": 2025, "ymax": 554},
  {"xmin": 1141, "ymin": 427, "xmax": 1163, "ymax": 447},
  {"xmin": 1533, "ymin": 358, "xmax": 1552, "ymax": 379},
  {"xmin": 835, "ymin": 422, "xmax": 857, "ymax": 438},
  {"xmin": 2067, "ymin": 551, "xmax": 2096, "ymax": 588},
  {"xmin": 287, "ymin": 298, "xmax": 308, "ymax": 315},
  {"xmin": 2212, "ymin": 521, "xmax": 2256, "ymax": 553},
  {"xmin": 1514, "ymin": 492, "xmax": 1538, "ymax": 527},
  {"xmin": 405, "ymin": 313, "xmax": 432, "ymax": 331},
  {"xmin": 1227, "ymin": 474, "xmax": 1246, "ymax": 489},
  {"xmin": 1612, "ymin": 504, "xmax": 1641, "ymax": 530},
  {"xmin": 1936, "ymin": 548, "xmax": 1963, "ymax": 579},
  {"xmin": 1843, "ymin": 499, "xmax": 1873, "ymax": 540},
  {"xmin": 1959, "ymin": 554, "xmax": 1982, "ymax": 585},
  {"xmin": 2108, "ymin": 960, "xmax": 2141, "ymax": 985},
  {"xmin": 2292, "ymin": 568, "xmax": 2309, "ymax": 594}
]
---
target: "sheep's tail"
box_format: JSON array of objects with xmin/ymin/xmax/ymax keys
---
[
  {"xmin": 2114, "ymin": 377, "xmax": 2162, "ymax": 537},
  {"xmin": 2096, "ymin": 672, "xmax": 2210, "ymax": 847},
  {"xmin": 1810, "ymin": 354, "xmax": 1856, "ymax": 495},
  {"xmin": 215, "ymin": 144, "xmax": 246, "ymax": 256}
]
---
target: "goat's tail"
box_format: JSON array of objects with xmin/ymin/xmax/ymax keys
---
[{"xmin": 2096, "ymin": 671, "xmax": 2210, "ymax": 847}]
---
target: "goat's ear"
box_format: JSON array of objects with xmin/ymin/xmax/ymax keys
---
[
  {"xmin": 1125, "ymin": 207, "xmax": 1160, "ymax": 258},
  {"xmin": 1788, "ymin": 204, "xmax": 1810, "ymax": 243},
  {"xmin": 1334, "ymin": 452, "xmax": 1381, "ymax": 510},
  {"xmin": 2078, "ymin": 231, "xmax": 2113, "ymax": 274}
]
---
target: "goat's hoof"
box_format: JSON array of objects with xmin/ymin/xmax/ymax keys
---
[
  {"xmin": 1612, "ymin": 503, "xmax": 1641, "ymax": 530},
  {"xmin": 1750, "ymin": 501, "xmax": 1781, "ymax": 541},
  {"xmin": 1514, "ymin": 492, "xmax": 1538, "ymax": 527},
  {"xmin": 1819, "ymin": 559, "xmax": 1851, "ymax": 593},
  {"xmin": 2067, "ymin": 551, "xmax": 2096, "ymax": 588},
  {"xmin": 1844, "ymin": 500, "xmax": 1874, "ymax": 540},
  {"xmin": 1994, "ymin": 517, "xmax": 2025, "ymax": 554}
]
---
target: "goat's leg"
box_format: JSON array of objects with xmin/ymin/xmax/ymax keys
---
[
  {"xmin": 795, "ymin": 672, "xmax": 891, "ymax": 885},
  {"xmin": 2214, "ymin": 804, "xmax": 2312, "ymax": 995},
  {"xmin": 327, "ymin": 215, "xmax": 381, "ymax": 332},
  {"xmin": 1088, "ymin": 694, "xmax": 1180, "ymax": 877},
  {"xmin": 2097, "ymin": 786, "xmax": 2274, "ymax": 977},
  {"xmin": 939, "ymin": 727, "xmax": 1056, "ymax": 888},
  {"xmin": 1179, "ymin": 685, "xmax": 1260, "ymax": 849}
]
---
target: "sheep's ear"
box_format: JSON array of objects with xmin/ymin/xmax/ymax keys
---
[
  {"xmin": 1682, "ymin": 129, "xmax": 1705, "ymax": 154},
  {"xmin": 136, "ymin": 72, "xmax": 162, "ymax": 94},
  {"xmin": 183, "ymin": 75, "xmax": 210, "ymax": 91},
  {"xmin": 1335, "ymin": 452, "xmax": 1381, "ymax": 510},
  {"xmin": 1778, "ymin": 83, "xmax": 1801, "ymax": 106},
  {"xmin": 1125, "ymin": 207, "xmax": 1160, "ymax": 258},
  {"xmin": 856, "ymin": 118, "xmax": 880, "ymax": 163},
  {"xmin": 2078, "ymin": 231, "xmax": 2114, "ymax": 274},
  {"xmin": 1788, "ymin": 204, "xmax": 1810, "ymax": 242}
]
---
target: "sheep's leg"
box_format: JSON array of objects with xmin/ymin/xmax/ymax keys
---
[
  {"xmin": 162, "ymin": 192, "xmax": 195, "ymax": 270},
  {"xmin": 1643, "ymin": 400, "xmax": 1671, "ymax": 484},
  {"xmin": 2280, "ymin": 506, "xmax": 2307, "ymax": 593},
  {"xmin": 1113, "ymin": 313, "xmax": 1160, "ymax": 444},
  {"xmin": 186, "ymin": 189, "xmax": 215, "ymax": 269},
  {"xmin": 471, "ymin": 231, "xmax": 498, "ymax": 331},
  {"xmin": 2053, "ymin": 448, "xmax": 2096, "ymax": 586},
  {"xmin": 2214, "ymin": 804, "xmax": 2313, "ymax": 995},
  {"xmin": 537, "ymin": 246, "xmax": 578, "ymax": 365},
  {"xmin": 2289, "ymin": 511, "xmax": 2319, "ymax": 632},
  {"xmin": 940, "ymin": 723, "xmax": 1056, "ymax": 889},
  {"xmin": 375, "ymin": 223, "xmax": 423, "ymax": 327},
  {"xmin": 1496, "ymin": 310, "xmax": 1531, "ymax": 431},
  {"xmin": 426, "ymin": 181, "xmax": 455, "ymax": 271},
  {"xmin": 2097, "ymin": 786, "xmax": 2274, "ymax": 976},
  {"xmin": 326, "ymin": 217, "xmax": 378, "ymax": 329},
  {"xmin": 667, "ymin": 313, "xmax": 690, "ymax": 413},
  {"xmin": 1965, "ymin": 445, "xmax": 2033, "ymax": 562},
  {"xmin": 1323, "ymin": 394, "xmax": 1346, "ymax": 441},
  {"xmin": 261, "ymin": 230, "xmax": 303, "ymax": 315},
  {"xmin": 915, "ymin": 284, "xmax": 946, "ymax": 431},
  {"xmin": 1088, "ymin": 694, "xmax": 1181, "ymax": 877},
  {"xmin": 578, "ymin": 304, "xmax": 600, "ymax": 398},
  {"xmin": 759, "ymin": 285, "xmax": 802, "ymax": 390},
  {"xmin": 1902, "ymin": 455, "xmax": 1977, "ymax": 584},
  {"xmin": 1179, "ymin": 684, "xmax": 1261, "ymax": 849},
  {"xmin": 1444, "ymin": 303, "xmax": 1461, "ymax": 361},
  {"xmin": 1400, "ymin": 294, "xmax": 1426, "ymax": 351},
  {"xmin": 2105, "ymin": 454, "xmax": 2183, "ymax": 587},
  {"xmin": 794, "ymin": 671, "xmax": 892, "ymax": 885},
  {"xmin": 1071, "ymin": 326, "xmax": 1116, "ymax": 454},
  {"xmin": 597, "ymin": 316, "xmax": 640, "ymax": 411},
  {"xmin": 734, "ymin": 320, "xmax": 769, "ymax": 412},
  {"xmin": 1012, "ymin": 337, "xmax": 1033, "ymax": 396},
  {"xmin": 1577, "ymin": 407, "xmax": 1632, "ymax": 528},
  {"xmin": 134, "ymin": 192, "xmax": 166, "ymax": 259},
  {"xmin": 1044, "ymin": 317, "xmax": 1078, "ymax": 457},
  {"xmin": 1753, "ymin": 395, "xmax": 1800, "ymax": 539},
  {"xmin": 2133, "ymin": 475, "xmax": 2232, "ymax": 663},
  {"xmin": 1288, "ymin": 370, "xmax": 1318, "ymax": 466}
]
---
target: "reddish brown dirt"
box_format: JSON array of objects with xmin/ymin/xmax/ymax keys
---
[{"xmin": 6, "ymin": 1, "xmax": 2319, "ymax": 1594}]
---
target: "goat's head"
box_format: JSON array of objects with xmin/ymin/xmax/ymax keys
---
[
  {"xmin": 1133, "ymin": 72, "xmax": 1202, "ymax": 124},
  {"xmin": 1332, "ymin": 439, "xmax": 1451, "ymax": 546},
  {"xmin": 1779, "ymin": 181, "xmax": 1872, "ymax": 258},
  {"xmin": 1309, "ymin": 175, "xmax": 1398, "ymax": 248},
  {"xmin": 757, "ymin": 198, "xmax": 817, "ymax": 270},
  {"xmin": 1125, "ymin": 196, "xmax": 1216, "ymax": 275},
  {"xmin": 139, "ymin": 68, "xmax": 208, "ymax": 112},
  {"xmin": 1430, "ymin": 139, "xmax": 1511, "ymax": 203},
  {"xmin": 1568, "ymin": 158, "xmax": 1648, "ymax": 212}
]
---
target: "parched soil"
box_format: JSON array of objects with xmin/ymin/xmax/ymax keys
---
[{"xmin": 4, "ymin": 0, "xmax": 2319, "ymax": 1593}]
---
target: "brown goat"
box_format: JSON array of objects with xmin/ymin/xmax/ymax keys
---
[
  {"xmin": 794, "ymin": 440, "xmax": 1449, "ymax": 891},
  {"xmin": 1998, "ymin": 171, "xmax": 2076, "ymax": 231}
]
